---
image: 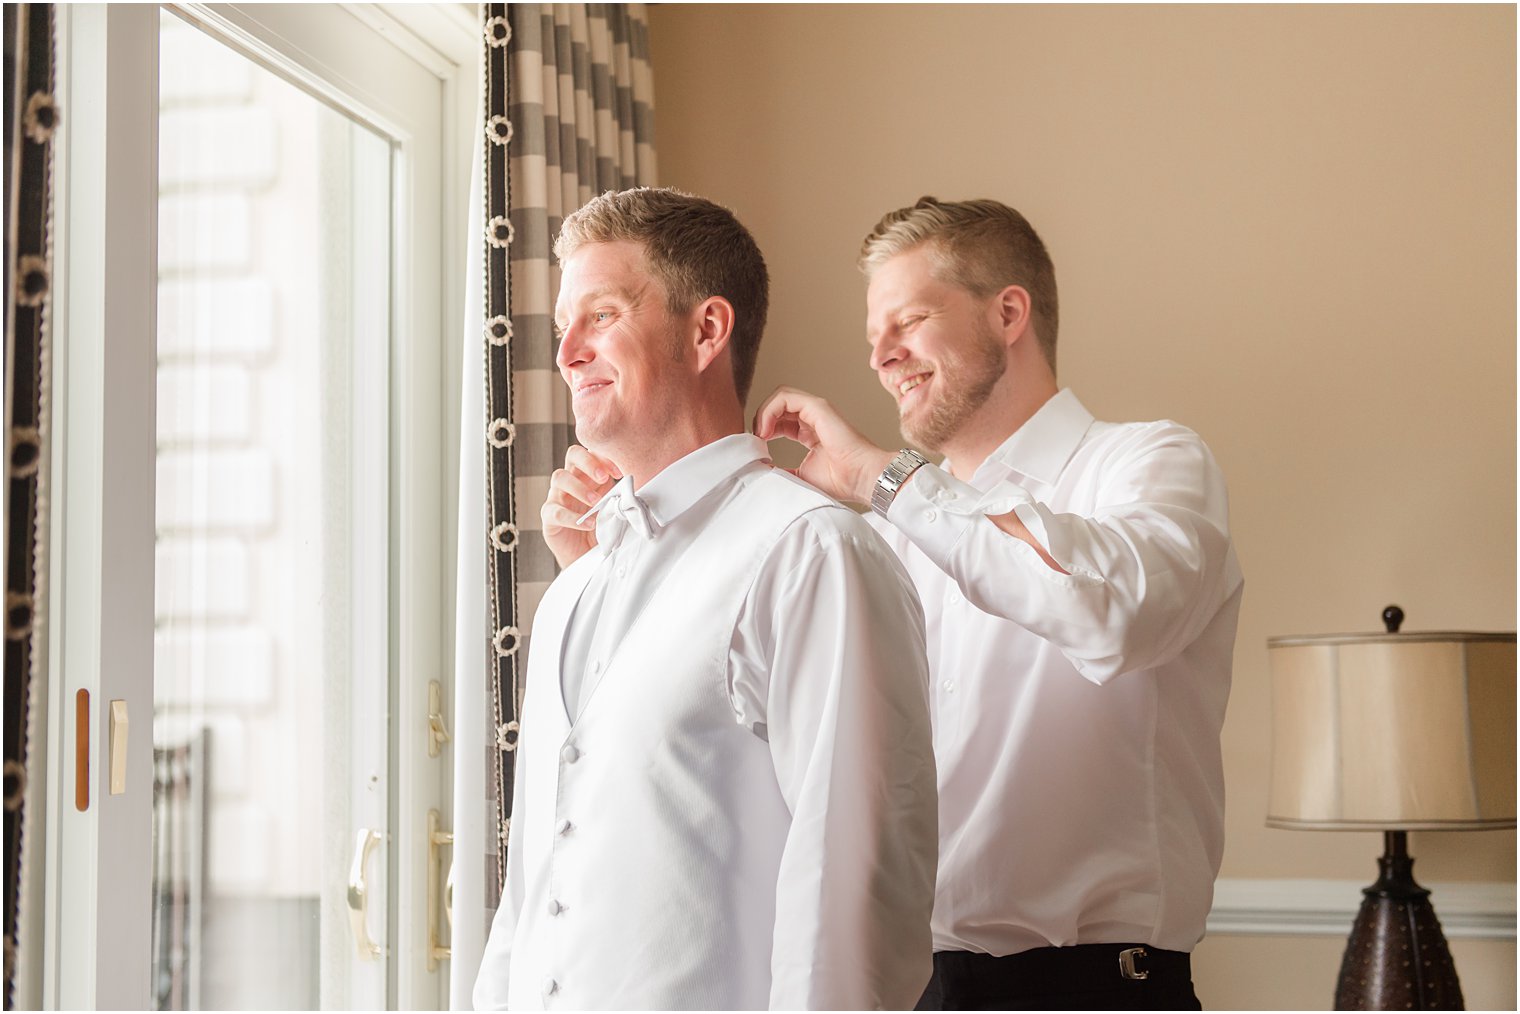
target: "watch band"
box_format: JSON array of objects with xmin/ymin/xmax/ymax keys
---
[{"xmin": 871, "ymin": 448, "xmax": 930, "ymax": 518}]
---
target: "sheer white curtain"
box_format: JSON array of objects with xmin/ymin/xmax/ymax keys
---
[{"xmin": 449, "ymin": 126, "xmax": 488, "ymax": 1009}]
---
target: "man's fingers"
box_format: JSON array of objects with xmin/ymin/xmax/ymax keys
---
[
  {"xmin": 541, "ymin": 482, "xmax": 598, "ymax": 531},
  {"xmin": 754, "ymin": 385, "xmax": 857, "ymax": 452},
  {"xmin": 751, "ymin": 402, "xmax": 778, "ymax": 440},
  {"xmin": 544, "ymin": 479, "xmax": 592, "ymax": 513},
  {"xmin": 565, "ymin": 443, "xmax": 622, "ymax": 483},
  {"xmin": 549, "ymin": 467, "xmax": 607, "ymax": 513},
  {"xmin": 542, "ymin": 500, "xmax": 596, "ymax": 532},
  {"xmin": 764, "ymin": 415, "xmax": 807, "ymax": 446},
  {"xmin": 541, "ymin": 445, "xmax": 621, "ymax": 545},
  {"xmin": 752, "ymin": 386, "xmax": 818, "ymax": 440}
]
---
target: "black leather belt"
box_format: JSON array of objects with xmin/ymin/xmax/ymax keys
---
[{"xmin": 932, "ymin": 943, "xmax": 1193, "ymax": 989}]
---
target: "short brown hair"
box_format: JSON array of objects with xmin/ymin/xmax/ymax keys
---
[
  {"xmin": 860, "ymin": 197, "xmax": 1059, "ymax": 371},
  {"xmin": 555, "ymin": 187, "xmax": 770, "ymax": 401}
]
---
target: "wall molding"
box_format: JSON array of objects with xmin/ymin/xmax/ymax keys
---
[{"xmin": 1208, "ymin": 878, "xmax": 1516, "ymax": 940}]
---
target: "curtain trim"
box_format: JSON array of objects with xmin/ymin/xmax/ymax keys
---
[{"xmin": 4, "ymin": 4, "xmax": 59, "ymax": 1008}]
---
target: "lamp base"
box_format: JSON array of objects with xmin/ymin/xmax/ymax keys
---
[{"xmin": 1334, "ymin": 831, "xmax": 1463, "ymax": 1011}]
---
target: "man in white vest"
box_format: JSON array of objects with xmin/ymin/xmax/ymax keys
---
[{"xmin": 472, "ymin": 188, "xmax": 938, "ymax": 1011}]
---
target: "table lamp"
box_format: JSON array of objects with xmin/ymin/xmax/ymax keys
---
[{"xmin": 1266, "ymin": 605, "xmax": 1516, "ymax": 1011}]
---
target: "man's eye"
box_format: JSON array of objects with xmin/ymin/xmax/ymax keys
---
[{"xmin": 594, "ymin": 310, "xmax": 614, "ymax": 323}]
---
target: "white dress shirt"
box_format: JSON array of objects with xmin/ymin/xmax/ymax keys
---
[
  {"xmin": 475, "ymin": 433, "xmax": 938, "ymax": 1010},
  {"xmin": 871, "ymin": 388, "xmax": 1243, "ymax": 957}
]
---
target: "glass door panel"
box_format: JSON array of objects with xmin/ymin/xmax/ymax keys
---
[{"xmin": 152, "ymin": 12, "xmax": 392, "ymax": 1010}]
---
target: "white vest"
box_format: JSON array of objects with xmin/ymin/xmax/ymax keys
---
[{"xmin": 506, "ymin": 469, "xmax": 837, "ymax": 1010}]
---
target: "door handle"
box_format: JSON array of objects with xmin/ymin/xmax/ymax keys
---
[
  {"xmin": 75, "ymin": 689, "xmax": 90, "ymax": 811},
  {"xmin": 427, "ymin": 809, "xmax": 453, "ymax": 970},
  {"xmin": 348, "ymin": 828, "xmax": 383, "ymax": 960},
  {"xmin": 109, "ymin": 699, "xmax": 128, "ymax": 795},
  {"xmin": 427, "ymin": 680, "xmax": 452, "ymax": 757}
]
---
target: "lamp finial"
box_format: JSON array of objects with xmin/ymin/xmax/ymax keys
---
[{"xmin": 1382, "ymin": 604, "xmax": 1404, "ymax": 634}]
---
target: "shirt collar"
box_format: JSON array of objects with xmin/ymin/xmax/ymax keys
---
[
  {"xmin": 584, "ymin": 432, "xmax": 770, "ymax": 541},
  {"xmin": 638, "ymin": 432, "xmax": 771, "ymax": 529},
  {"xmin": 973, "ymin": 387, "xmax": 1095, "ymax": 487}
]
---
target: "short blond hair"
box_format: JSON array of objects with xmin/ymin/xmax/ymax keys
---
[
  {"xmin": 555, "ymin": 188, "xmax": 769, "ymax": 401},
  {"xmin": 860, "ymin": 197, "xmax": 1059, "ymax": 371}
]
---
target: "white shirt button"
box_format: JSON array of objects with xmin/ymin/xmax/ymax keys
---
[
  {"xmin": 615, "ymin": 565, "xmax": 626, "ymax": 578},
  {"xmin": 556, "ymin": 818, "xmax": 573, "ymax": 835},
  {"xmin": 590, "ymin": 659, "xmax": 602, "ymax": 674},
  {"xmin": 924, "ymin": 509, "xmax": 938, "ymax": 522},
  {"xmin": 948, "ymin": 591, "xmax": 961, "ymax": 605},
  {"xmin": 547, "ymin": 898, "xmax": 562, "ymax": 916},
  {"xmin": 561, "ymin": 744, "xmax": 580, "ymax": 764},
  {"xmin": 942, "ymin": 680, "xmax": 956, "ymax": 693},
  {"xmin": 542, "ymin": 977, "xmax": 558, "ymax": 996}
]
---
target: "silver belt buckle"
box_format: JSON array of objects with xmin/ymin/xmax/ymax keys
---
[{"xmin": 1118, "ymin": 946, "xmax": 1150, "ymax": 980}]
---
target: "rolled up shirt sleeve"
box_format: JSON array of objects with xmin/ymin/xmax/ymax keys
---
[
  {"xmin": 728, "ymin": 514, "xmax": 938, "ymax": 1010},
  {"xmin": 887, "ymin": 422, "xmax": 1241, "ymax": 684}
]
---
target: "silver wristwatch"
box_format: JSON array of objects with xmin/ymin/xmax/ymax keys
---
[{"xmin": 870, "ymin": 448, "xmax": 929, "ymax": 518}]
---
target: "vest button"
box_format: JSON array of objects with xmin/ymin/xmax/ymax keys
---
[{"xmin": 561, "ymin": 744, "xmax": 580, "ymax": 764}]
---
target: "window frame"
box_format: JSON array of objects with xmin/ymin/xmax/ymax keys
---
[{"xmin": 43, "ymin": 4, "xmax": 475, "ymax": 1008}]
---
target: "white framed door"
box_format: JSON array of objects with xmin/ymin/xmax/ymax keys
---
[{"xmin": 45, "ymin": 4, "xmax": 475, "ymax": 1009}]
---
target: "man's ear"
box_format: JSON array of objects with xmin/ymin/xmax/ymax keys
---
[
  {"xmin": 994, "ymin": 284, "xmax": 1033, "ymax": 349},
  {"xmin": 692, "ymin": 295, "xmax": 736, "ymax": 373}
]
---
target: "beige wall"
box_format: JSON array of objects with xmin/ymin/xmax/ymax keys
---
[{"xmin": 649, "ymin": 4, "xmax": 1515, "ymax": 1009}]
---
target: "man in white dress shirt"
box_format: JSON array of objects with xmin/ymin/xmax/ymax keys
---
[
  {"xmin": 755, "ymin": 197, "xmax": 1243, "ymax": 1010},
  {"xmin": 472, "ymin": 188, "xmax": 938, "ymax": 1011}
]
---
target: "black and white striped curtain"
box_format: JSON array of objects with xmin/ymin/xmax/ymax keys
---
[
  {"xmin": 482, "ymin": 0, "xmax": 658, "ymax": 895},
  {"xmin": 3, "ymin": 4, "xmax": 59, "ymax": 1008},
  {"xmin": 452, "ymin": 3, "xmax": 656, "ymax": 1001}
]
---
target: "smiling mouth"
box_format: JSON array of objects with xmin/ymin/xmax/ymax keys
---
[
  {"xmin": 572, "ymin": 378, "xmax": 612, "ymax": 397},
  {"xmin": 896, "ymin": 372, "xmax": 932, "ymax": 401}
]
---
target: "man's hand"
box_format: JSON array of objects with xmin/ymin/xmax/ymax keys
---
[
  {"xmin": 752, "ymin": 386, "xmax": 895, "ymax": 506},
  {"xmin": 541, "ymin": 445, "xmax": 622, "ymax": 569}
]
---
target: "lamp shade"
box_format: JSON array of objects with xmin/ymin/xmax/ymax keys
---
[{"xmin": 1267, "ymin": 631, "xmax": 1516, "ymax": 830}]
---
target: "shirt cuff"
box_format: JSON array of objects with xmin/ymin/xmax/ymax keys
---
[{"xmin": 886, "ymin": 465, "xmax": 1039, "ymax": 559}]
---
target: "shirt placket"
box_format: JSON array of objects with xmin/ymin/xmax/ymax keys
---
[
  {"xmin": 931, "ymin": 572, "xmax": 966, "ymax": 740},
  {"xmin": 586, "ymin": 536, "xmax": 642, "ymax": 707}
]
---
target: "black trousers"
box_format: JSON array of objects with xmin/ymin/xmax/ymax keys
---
[{"xmin": 915, "ymin": 945, "xmax": 1202, "ymax": 1011}]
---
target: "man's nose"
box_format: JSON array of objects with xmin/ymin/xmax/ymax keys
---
[
  {"xmin": 869, "ymin": 334, "xmax": 905, "ymax": 373},
  {"xmin": 555, "ymin": 324, "xmax": 589, "ymax": 371}
]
